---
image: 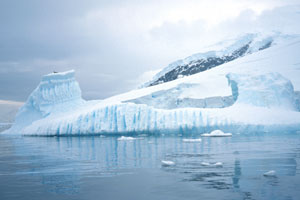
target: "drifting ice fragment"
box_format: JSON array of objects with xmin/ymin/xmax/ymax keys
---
[
  {"xmin": 202, "ymin": 130, "xmax": 232, "ymax": 137},
  {"xmin": 201, "ymin": 162, "xmax": 210, "ymax": 166},
  {"xmin": 263, "ymin": 170, "xmax": 276, "ymax": 177},
  {"xmin": 117, "ymin": 136, "xmax": 138, "ymax": 141},
  {"xmin": 200, "ymin": 162, "xmax": 223, "ymax": 167},
  {"xmin": 182, "ymin": 138, "xmax": 202, "ymax": 143},
  {"xmin": 213, "ymin": 162, "xmax": 223, "ymax": 167},
  {"xmin": 161, "ymin": 160, "xmax": 175, "ymax": 167}
]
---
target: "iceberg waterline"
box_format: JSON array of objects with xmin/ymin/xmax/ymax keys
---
[{"xmin": 4, "ymin": 36, "xmax": 300, "ymax": 136}]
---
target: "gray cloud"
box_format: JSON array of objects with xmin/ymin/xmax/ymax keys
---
[{"xmin": 0, "ymin": 0, "xmax": 299, "ymax": 101}]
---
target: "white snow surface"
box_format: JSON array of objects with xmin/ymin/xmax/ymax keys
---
[
  {"xmin": 4, "ymin": 34, "xmax": 300, "ymax": 136},
  {"xmin": 142, "ymin": 33, "xmax": 285, "ymax": 88}
]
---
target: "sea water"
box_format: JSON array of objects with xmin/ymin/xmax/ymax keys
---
[{"xmin": 0, "ymin": 132, "xmax": 300, "ymax": 200}]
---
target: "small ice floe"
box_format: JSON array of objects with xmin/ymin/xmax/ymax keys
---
[
  {"xmin": 202, "ymin": 130, "xmax": 232, "ymax": 137},
  {"xmin": 213, "ymin": 162, "xmax": 223, "ymax": 167},
  {"xmin": 200, "ymin": 162, "xmax": 223, "ymax": 167},
  {"xmin": 138, "ymin": 134, "xmax": 148, "ymax": 137},
  {"xmin": 161, "ymin": 160, "xmax": 175, "ymax": 167},
  {"xmin": 263, "ymin": 170, "xmax": 276, "ymax": 177},
  {"xmin": 117, "ymin": 136, "xmax": 138, "ymax": 141},
  {"xmin": 182, "ymin": 138, "xmax": 202, "ymax": 143},
  {"xmin": 200, "ymin": 162, "xmax": 210, "ymax": 166},
  {"xmin": 99, "ymin": 135, "xmax": 106, "ymax": 138}
]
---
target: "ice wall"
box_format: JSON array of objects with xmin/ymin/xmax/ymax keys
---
[
  {"xmin": 17, "ymin": 101, "xmax": 300, "ymax": 136},
  {"xmin": 226, "ymin": 73, "xmax": 297, "ymax": 111}
]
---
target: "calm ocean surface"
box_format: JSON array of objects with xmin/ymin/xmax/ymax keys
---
[{"xmin": 0, "ymin": 132, "xmax": 300, "ymax": 200}]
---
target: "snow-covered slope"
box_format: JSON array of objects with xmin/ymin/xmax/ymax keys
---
[
  {"xmin": 4, "ymin": 35, "xmax": 300, "ymax": 136},
  {"xmin": 142, "ymin": 33, "xmax": 283, "ymax": 87}
]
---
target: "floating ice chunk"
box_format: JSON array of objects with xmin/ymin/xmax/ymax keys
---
[
  {"xmin": 200, "ymin": 162, "xmax": 223, "ymax": 167},
  {"xmin": 138, "ymin": 134, "xmax": 148, "ymax": 137},
  {"xmin": 201, "ymin": 162, "xmax": 210, "ymax": 166},
  {"xmin": 117, "ymin": 136, "xmax": 138, "ymax": 141},
  {"xmin": 202, "ymin": 130, "xmax": 232, "ymax": 137},
  {"xmin": 263, "ymin": 170, "xmax": 276, "ymax": 177},
  {"xmin": 213, "ymin": 162, "xmax": 223, "ymax": 167},
  {"xmin": 182, "ymin": 138, "xmax": 202, "ymax": 143},
  {"xmin": 161, "ymin": 160, "xmax": 175, "ymax": 166}
]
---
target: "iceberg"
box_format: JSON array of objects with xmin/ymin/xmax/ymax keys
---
[
  {"xmin": 200, "ymin": 162, "xmax": 223, "ymax": 167},
  {"xmin": 200, "ymin": 162, "xmax": 211, "ymax": 166},
  {"xmin": 213, "ymin": 162, "xmax": 223, "ymax": 167},
  {"xmin": 201, "ymin": 130, "xmax": 232, "ymax": 137},
  {"xmin": 263, "ymin": 170, "xmax": 276, "ymax": 177},
  {"xmin": 117, "ymin": 136, "xmax": 139, "ymax": 141},
  {"xmin": 182, "ymin": 138, "xmax": 202, "ymax": 143},
  {"xmin": 161, "ymin": 160, "xmax": 175, "ymax": 167},
  {"xmin": 3, "ymin": 35, "xmax": 300, "ymax": 136}
]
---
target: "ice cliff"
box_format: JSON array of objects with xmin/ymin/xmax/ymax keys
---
[
  {"xmin": 226, "ymin": 72, "xmax": 297, "ymax": 111},
  {"xmin": 4, "ymin": 35, "xmax": 300, "ymax": 136}
]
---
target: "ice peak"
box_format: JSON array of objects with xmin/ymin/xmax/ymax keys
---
[
  {"xmin": 142, "ymin": 32, "xmax": 291, "ymax": 88},
  {"xmin": 41, "ymin": 70, "xmax": 76, "ymax": 82},
  {"xmin": 11, "ymin": 70, "xmax": 84, "ymax": 129},
  {"xmin": 34, "ymin": 69, "xmax": 82, "ymax": 107}
]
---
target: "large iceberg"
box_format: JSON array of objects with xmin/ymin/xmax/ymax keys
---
[{"xmin": 4, "ymin": 35, "xmax": 300, "ymax": 136}]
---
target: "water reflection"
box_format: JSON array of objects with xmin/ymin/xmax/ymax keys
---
[
  {"xmin": 233, "ymin": 159, "xmax": 241, "ymax": 188},
  {"xmin": 0, "ymin": 133, "xmax": 300, "ymax": 200}
]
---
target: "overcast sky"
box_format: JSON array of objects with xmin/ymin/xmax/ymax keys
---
[{"xmin": 1, "ymin": 0, "xmax": 300, "ymax": 102}]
